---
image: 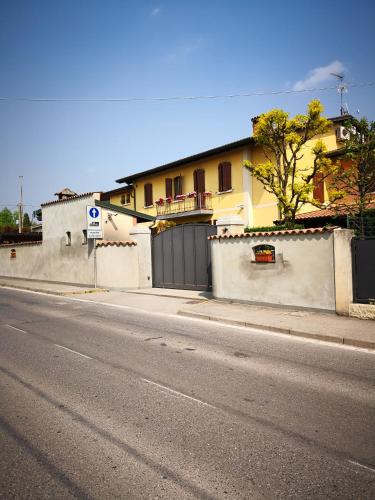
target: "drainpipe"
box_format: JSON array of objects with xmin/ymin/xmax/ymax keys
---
[{"xmin": 132, "ymin": 186, "xmax": 136, "ymax": 211}]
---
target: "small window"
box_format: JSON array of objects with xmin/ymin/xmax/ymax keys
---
[
  {"xmin": 144, "ymin": 183, "xmax": 153, "ymax": 207},
  {"xmin": 82, "ymin": 230, "xmax": 87, "ymax": 245},
  {"xmin": 66, "ymin": 231, "xmax": 71, "ymax": 246},
  {"xmin": 218, "ymin": 162, "xmax": 232, "ymax": 192},
  {"xmin": 253, "ymin": 244, "xmax": 275, "ymax": 263},
  {"xmin": 313, "ymin": 173, "xmax": 324, "ymax": 203},
  {"xmin": 120, "ymin": 192, "xmax": 131, "ymax": 205}
]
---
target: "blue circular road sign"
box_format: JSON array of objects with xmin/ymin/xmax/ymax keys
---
[{"xmin": 89, "ymin": 207, "xmax": 100, "ymax": 218}]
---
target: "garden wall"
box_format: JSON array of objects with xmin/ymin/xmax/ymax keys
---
[
  {"xmin": 0, "ymin": 225, "xmax": 153, "ymax": 290},
  {"xmin": 210, "ymin": 228, "xmax": 353, "ymax": 313},
  {"xmin": 96, "ymin": 243, "xmax": 138, "ymax": 288}
]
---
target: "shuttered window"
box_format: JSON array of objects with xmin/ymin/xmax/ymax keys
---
[
  {"xmin": 174, "ymin": 176, "xmax": 183, "ymax": 198},
  {"xmin": 165, "ymin": 178, "xmax": 173, "ymax": 198},
  {"xmin": 144, "ymin": 183, "xmax": 153, "ymax": 207},
  {"xmin": 218, "ymin": 162, "xmax": 232, "ymax": 192},
  {"xmin": 193, "ymin": 169, "xmax": 205, "ymax": 194},
  {"xmin": 313, "ymin": 173, "xmax": 324, "ymax": 203}
]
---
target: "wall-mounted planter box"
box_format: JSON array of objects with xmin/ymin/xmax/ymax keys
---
[
  {"xmin": 253, "ymin": 244, "xmax": 276, "ymax": 263},
  {"xmin": 255, "ymin": 254, "xmax": 274, "ymax": 263}
]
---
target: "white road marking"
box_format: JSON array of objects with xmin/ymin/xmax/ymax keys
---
[
  {"xmin": 142, "ymin": 378, "xmax": 217, "ymax": 410},
  {"xmin": 348, "ymin": 460, "xmax": 375, "ymax": 474},
  {"xmin": 54, "ymin": 344, "xmax": 92, "ymax": 360},
  {"xmin": 5, "ymin": 324, "xmax": 27, "ymax": 334}
]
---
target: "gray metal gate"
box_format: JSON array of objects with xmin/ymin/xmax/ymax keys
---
[
  {"xmin": 152, "ymin": 224, "xmax": 217, "ymax": 291},
  {"xmin": 352, "ymin": 238, "xmax": 375, "ymax": 303}
]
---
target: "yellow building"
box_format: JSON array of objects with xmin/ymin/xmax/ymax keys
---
[{"xmin": 109, "ymin": 116, "xmax": 348, "ymax": 228}]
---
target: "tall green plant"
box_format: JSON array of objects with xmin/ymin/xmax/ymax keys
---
[
  {"xmin": 244, "ymin": 100, "xmax": 335, "ymax": 227},
  {"xmin": 328, "ymin": 117, "xmax": 375, "ymax": 238}
]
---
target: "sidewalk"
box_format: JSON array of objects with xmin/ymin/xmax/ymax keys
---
[
  {"xmin": 0, "ymin": 277, "xmax": 106, "ymax": 296},
  {"xmin": 1, "ymin": 277, "xmax": 374, "ymax": 350},
  {"xmin": 178, "ymin": 300, "xmax": 375, "ymax": 350}
]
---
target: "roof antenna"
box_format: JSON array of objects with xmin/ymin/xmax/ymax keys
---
[{"xmin": 330, "ymin": 72, "xmax": 349, "ymax": 116}]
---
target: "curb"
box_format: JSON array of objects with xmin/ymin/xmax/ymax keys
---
[
  {"xmin": 178, "ymin": 310, "xmax": 375, "ymax": 350},
  {"xmin": 0, "ymin": 283, "xmax": 108, "ymax": 296},
  {"xmin": 127, "ymin": 291, "xmax": 209, "ymax": 302}
]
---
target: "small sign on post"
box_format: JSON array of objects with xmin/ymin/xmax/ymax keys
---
[{"xmin": 87, "ymin": 206, "xmax": 103, "ymax": 239}]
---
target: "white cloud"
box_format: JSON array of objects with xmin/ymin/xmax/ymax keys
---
[
  {"xmin": 293, "ymin": 61, "xmax": 346, "ymax": 91},
  {"xmin": 151, "ymin": 7, "xmax": 160, "ymax": 16}
]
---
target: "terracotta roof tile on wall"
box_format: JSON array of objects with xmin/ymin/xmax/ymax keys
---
[
  {"xmin": 41, "ymin": 192, "xmax": 99, "ymax": 207},
  {"xmin": 96, "ymin": 240, "xmax": 137, "ymax": 247},
  {"xmin": 209, "ymin": 227, "xmax": 338, "ymax": 240}
]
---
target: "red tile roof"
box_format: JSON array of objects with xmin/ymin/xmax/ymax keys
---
[
  {"xmin": 295, "ymin": 208, "xmax": 339, "ymax": 220},
  {"xmin": 295, "ymin": 201, "xmax": 375, "ymax": 220},
  {"xmin": 96, "ymin": 240, "xmax": 137, "ymax": 247},
  {"xmin": 209, "ymin": 226, "xmax": 338, "ymax": 240}
]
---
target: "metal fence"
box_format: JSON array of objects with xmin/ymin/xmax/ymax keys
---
[{"xmin": 156, "ymin": 193, "xmax": 212, "ymax": 217}]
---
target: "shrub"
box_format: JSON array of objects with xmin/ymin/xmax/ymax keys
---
[{"xmin": 244, "ymin": 224, "xmax": 304, "ymax": 233}]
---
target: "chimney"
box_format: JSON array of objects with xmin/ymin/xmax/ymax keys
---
[{"xmin": 54, "ymin": 188, "xmax": 77, "ymax": 200}]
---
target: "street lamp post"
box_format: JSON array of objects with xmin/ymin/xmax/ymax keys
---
[{"xmin": 18, "ymin": 175, "xmax": 23, "ymax": 233}]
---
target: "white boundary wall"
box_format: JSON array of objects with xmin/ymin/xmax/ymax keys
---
[
  {"xmin": 0, "ymin": 190, "xmax": 153, "ymax": 289},
  {"xmin": 211, "ymin": 228, "xmax": 353, "ymax": 313},
  {"xmin": 96, "ymin": 227, "xmax": 152, "ymax": 289}
]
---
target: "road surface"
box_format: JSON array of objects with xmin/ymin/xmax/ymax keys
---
[{"xmin": 1, "ymin": 287, "xmax": 374, "ymax": 499}]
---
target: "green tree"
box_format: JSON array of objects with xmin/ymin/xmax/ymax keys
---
[
  {"xmin": 0, "ymin": 207, "xmax": 17, "ymax": 232},
  {"xmin": 23, "ymin": 212, "xmax": 31, "ymax": 230},
  {"xmin": 327, "ymin": 117, "xmax": 375, "ymax": 237},
  {"xmin": 244, "ymin": 100, "xmax": 335, "ymax": 227}
]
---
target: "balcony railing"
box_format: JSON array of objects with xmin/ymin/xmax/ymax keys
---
[{"xmin": 156, "ymin": 193, "xmax": 213, "ymax": 218}]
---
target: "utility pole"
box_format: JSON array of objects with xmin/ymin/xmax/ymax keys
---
[{"xmin": 18, "ymin": 175, "xmax": 23, "ymax": 233}]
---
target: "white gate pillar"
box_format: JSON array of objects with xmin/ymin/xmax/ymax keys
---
[
  {"xmin": 216, "ymin": 215, "xmax": 245, "ymax": 236},
  {"xmin": 129, "ymin": 225, "xmax": 152, "ymax": 288}
]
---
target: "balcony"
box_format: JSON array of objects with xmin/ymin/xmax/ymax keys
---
[{"xmin": 155, "ymin": 193, "xmax": 213, "ymax": 220}]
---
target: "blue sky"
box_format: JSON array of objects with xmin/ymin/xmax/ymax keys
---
[{"xmin": 1, "ymin": 0, "xmax": 374, "ymax": 214}]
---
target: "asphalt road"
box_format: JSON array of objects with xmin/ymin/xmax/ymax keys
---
[{"xmin": 1, "ymin": 287, "xmax": 374, "ymax": 499}]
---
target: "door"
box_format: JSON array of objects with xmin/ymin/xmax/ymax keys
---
[
  {"xmin": 194, "ymin": 169, "xmax": 206, "ymax": 209},
  {"xmin": 352, "ymin": 238, "xmax": 375, "ymax": 303}
]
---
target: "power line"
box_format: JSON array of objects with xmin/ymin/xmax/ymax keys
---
[{"xmin": 0, "ymin": 81, "xmax": 374, "ymax": 103}]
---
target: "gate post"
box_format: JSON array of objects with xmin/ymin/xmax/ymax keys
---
[
  {"xmin": 333, "ymin": 228, "xmax": 354, "ymax": 316},
  {"xmin": 216, "ymin": 216, "xmax": 245, "ymax": 236},
  {"xmin": 129, "ymin": 225, "xmax": 152, "ymax": 288}
]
